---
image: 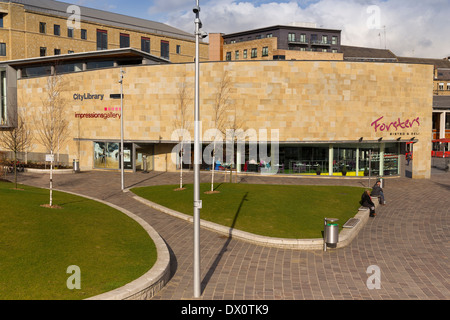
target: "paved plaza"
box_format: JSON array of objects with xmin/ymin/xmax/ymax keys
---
[{"xmin": 15, "ymin": 167, "xmax": 450, "ymax": 300}]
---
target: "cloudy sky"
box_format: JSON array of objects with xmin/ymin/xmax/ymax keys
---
[{"xmin": 74, "ymin": 0, "xmax": 450, "ymax": 59}]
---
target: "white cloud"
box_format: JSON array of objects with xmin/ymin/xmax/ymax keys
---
[{"xmin": 155, "ymin": 0, "xmax": 449, "ymax": 59}]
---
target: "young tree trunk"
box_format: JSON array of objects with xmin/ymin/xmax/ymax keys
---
[
  {"xmin": 50, "ymin": 151, "xmax": 53, "ymax": 207},
  {"xmin": 211, "ymin": 142, "xmax": 216, "ymax": 192}
]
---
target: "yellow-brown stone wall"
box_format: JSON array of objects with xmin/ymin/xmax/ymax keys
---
[{"xmin": 16, "ymin": 60, "xmax": 433, "ymax": 178}]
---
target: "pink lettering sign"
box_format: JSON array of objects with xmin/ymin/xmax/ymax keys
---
[{"xmin": 371, "ymin": 116, "xmax": 420, "ymax": 132}]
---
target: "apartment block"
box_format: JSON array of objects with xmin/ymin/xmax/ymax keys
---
[{"xmin": 210, "ymin": 24, "xmax": 343, "ymax": 62}]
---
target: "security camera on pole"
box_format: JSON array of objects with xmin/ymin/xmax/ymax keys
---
[{"xmin": 193, "ymin": 0, "xmax": 207, "ymax": 299}]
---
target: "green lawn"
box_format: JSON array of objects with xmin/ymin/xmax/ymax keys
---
[
  {"xmin": 132, "ymin": 183, "xmax": 365, "ymax": 239},
  {"xmin": 0, "ymin": 181, "xmax": 157, "ymax": 300}
]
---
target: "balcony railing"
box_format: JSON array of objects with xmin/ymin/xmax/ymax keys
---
[
  {"xmin": 311, "ymin": 39, "xmax": 333, "ymax": 46},
  {"xmin": 288, "ymin": 39, "xmax": 309, "ymax": 45}
]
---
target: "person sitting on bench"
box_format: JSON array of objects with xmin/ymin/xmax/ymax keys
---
[
  {"xmin": 361, "ymin": 190, "xmax": 376, "ymax": 218},
  {"xmin": 371, "ymin": 180, "xmax": 385, "ymax": 205}
]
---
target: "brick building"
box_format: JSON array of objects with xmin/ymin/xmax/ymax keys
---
[{"xmin": 0, "ymin": 0, "xmax": 208, "ymax": 63}]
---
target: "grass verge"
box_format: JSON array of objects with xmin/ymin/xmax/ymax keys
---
[
  {"xmin": 132, "ymin": 183, "xmax": 365, "ymax": 239},
  {"xmin": 0, "ymin": 181, "xmax": 157, "ymax": 300}
]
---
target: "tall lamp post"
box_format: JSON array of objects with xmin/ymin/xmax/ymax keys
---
[
  {"xmin": 193, "ymin": 0, "xmax": 207, "ymax": 298},
  {"xmin": 119, "ymin": 68, "xmax": 125, "ymax": 191}
]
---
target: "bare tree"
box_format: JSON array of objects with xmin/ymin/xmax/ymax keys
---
[
  {"xmin": 209, "ymin": 71, "xmax": 231, "ymax": 193},
  {"xmin": 34, "ymin": 72, "xmax": 69, "ymax": 207},
  {"xmin": 173, "ymin": 72, "xmax": 192, "ymax": 190},
  {"xmin": 226, "ymin": 101, "xmax": 247, "ymax": 183},
  {"xmin": 0, "ymin": 113, "xmax": 33, "ymax": 189}
]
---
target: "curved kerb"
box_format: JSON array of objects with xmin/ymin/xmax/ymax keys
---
[
  {"xmin": 132, "ymin": 193, "xmax": 378, "ymax": 251},
  {"xmin": 54, "ymin": 189, "xmax": 171, "ymax": 301}
]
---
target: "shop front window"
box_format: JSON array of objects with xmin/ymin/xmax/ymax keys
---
[
  {"xmin": 279, "ymin": 145, "xmax": 329, "ymax": 174},
  {"xmin": 94, "ymin": 142, "xmax": 134, "ymax": 170}
]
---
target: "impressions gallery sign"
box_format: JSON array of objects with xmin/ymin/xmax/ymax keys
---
[{"xmin": 73, "ymin": 93, "xmax": 123, "ymax": 120}]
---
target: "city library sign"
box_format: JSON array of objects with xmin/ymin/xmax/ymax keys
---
[
  {"xmin": 371, "ymin": 116, "xmax": 421, "ymax": 136},
  {"xmin": 73, "ymin": 93, "xmax": 105, "ymax": 101}
]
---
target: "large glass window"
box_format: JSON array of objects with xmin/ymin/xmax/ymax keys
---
[
  {"xmin": 97, "ymin": 29, "xmax": 108, "ymax": 50},
  {"xmin": 278, "ymin": 145, "xmax": 329, "ymax": 174},
  {"xmin": 86, "ymin": 60, "xmax": 114, "ymax": 70},
  {"xmin": 120, "ymin": 33, "xmax": 130, "ymax": 48},
  {"xmin": 56, "ymin": 62, "xmax": 83, "ymax": 74},
  {"xmin": 161, "ymin": 40, "xmax": 169, "ymax": 59},
  {"xmin": 94, "ymin": 142, "xmax": 133, "ymax": 170},
  {"xmin": 21, "ymin": 65, "xmax": 52, "ymax": 78},
  {"xmin": 141, "ymin": 37, "xmax": 150, "ymax": 53},
  {"xmin": 446, "ymin": 113, "xmax": 450, "ymax": 130},
  {"xmin": 94, "ymin": 142, "xmax": 119, "ymax": 169}
]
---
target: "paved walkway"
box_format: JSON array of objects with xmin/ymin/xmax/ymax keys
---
[{"xmin": 15, "ymin": 169, "xmax": 450, "ymax": 300}]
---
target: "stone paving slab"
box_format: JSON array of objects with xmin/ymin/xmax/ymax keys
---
[{"xmin": 13, "ymin": 170, "xmax": 450, "ymax": 300}]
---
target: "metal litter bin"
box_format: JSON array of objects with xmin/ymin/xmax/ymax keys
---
[
  {"xmin": 324, "ymin": 218, "xmax": 339, "ymax": 251},
  {"xmin": 73, "ymin": 159, "xmax": 80, "ymax": 173}
]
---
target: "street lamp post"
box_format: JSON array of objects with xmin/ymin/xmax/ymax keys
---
[
  {"xmin": 119, "ymin": 68, "xmax": 125, "ymax": 191},
  {"xmin": 193, "ymin": 0, "xmax": 207, "ymax": 299}
]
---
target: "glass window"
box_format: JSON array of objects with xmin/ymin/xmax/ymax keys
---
[
  {"xmin": 161, "ymin": 40, "xmax": 169, "ymax": 59},
  {"xmin": 94, "ymin": 142, "xmax": 133, "ymax": 170},
  {"xmin": 299, "ymin": 34, "xmax": 307, "ymax": 43},
  {"xmin": 446, "ymin": 114, "xmax": 450, "ymax": 130},
  {"xmin": 439, "ymin": 83, "xmax": 444, "ymax": 91},
  {"xmin": 21, "ymin": 65, "xmax": 52, "ymax": 78},
  {"xmin": 86, "ymin": 60, "xmax": 114, "ymax": 70},
  {"xmin": 235, "ymin": 50, "xmax": 239, "ymax": 60},
  {"xmin": 266, "ymin": 33, "xmax": 272, "ymax": 38},
  {"xmin": 262, "ymin": 47, "xmax": 268, "ymax": 57},
  {"xmin": 54, "ymin": 24, "xmax": 60, "ymax": 36},
  {"xmin": 176, "ymin": 45, "xmax": 181, "ymax": 54},
  {"xmin": 120, "ymin": 33, "xmax": 130, "ymax": 48},
  {"xmin": 81, "ymin": 29, "xmax": 87, "ymax": 40},
  {"xmin": 97, "ymin": 29, "xmax": 108, "ymax": 50},
  {"xmin": 40, "ymin": 47, "xmax": 46, "ymax": 57},
  {"xmin": 56, "ymin": 62, "xmax": 83, "ymax": 74},
  {"xmin": 288, "ymin": 33, "xmax": 296, "ymax": 42},
  {"xmin": 226, "ymin": 52, "xmax": 231, "ymax": 61},
  {"xmin": 0, "ymin": 13, "xmax": 4, "ymax": 28},
  {"xmin": 68, "ymin": 27, "xmax": 74, "ymax": 38},
  {"xmin": 332, "ymin": 36, "xmax": 338, "ymax": 45},
  {"xmin": 322, "ymin": 35, "xmax": 328, "ymax": 44},
  {"xmin": 39, "ymin": 22, "xmax": 46, "ymax": 34},
  {"xmin": 54, "ymin": 48, "xmax": 61, "ymax": 55},
  {"xmin": 251, "ymin": 48, "xmax": 257, "ymax": 58},
  {"xmin": 243, "ymin": 49, "xmax": 247, "ymax": 59},
  {"xmin": 0, "ymin": 43, "xmax": 5, "ymax": 56},
  {"xmin": 141, "ymin": 37, "xmax": 150, "ymax": 53}
]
